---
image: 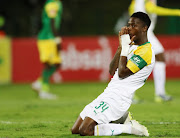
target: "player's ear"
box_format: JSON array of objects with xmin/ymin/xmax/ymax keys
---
[{"xmin": 142, "ymin": 25, "xmax": 148, "ymax": 32}]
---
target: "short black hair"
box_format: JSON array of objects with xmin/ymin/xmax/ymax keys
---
[{"xmin": 131, "ymin": 12, "xmax": 151, "ymax": 28}]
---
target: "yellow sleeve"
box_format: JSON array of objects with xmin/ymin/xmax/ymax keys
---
[
  {"xmin": 127, "ymin": 60, "xmax": 141, "ymax": 73},
  {"xmin": 145, "ymin": 1, "xmax": 180, "ymax": 16},
  {"xmin": 129, "ymin": 0, "xmax": 135, "ymax": 16},
  {"xmin": 127, "ymin": 43, "xmax": 153, "ymax": 73},
  {"xmin": 45, "ymin": 2, "xmax": 59, "ymax": 18}
]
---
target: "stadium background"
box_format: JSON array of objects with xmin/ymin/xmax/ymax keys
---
[
  {"xmin": 0, "ymin": 0, "xmax": 180, "ymax": 36},
  {"xmin": 0, "ymin": 0, "xmax": 180, "ymax": 137},
  {"xmin": 0, "ymin": 0, "xmax": 180, "ymax": 83}
]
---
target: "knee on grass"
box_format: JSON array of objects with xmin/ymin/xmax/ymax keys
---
[
  {"xmin": 79, "ymin": 126, "xmax": 94, "ymax": 136},
  {"xmin": 71, "ymin": 127, "xmax": 79, "ymax": 134}
]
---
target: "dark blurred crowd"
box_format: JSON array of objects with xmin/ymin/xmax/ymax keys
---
[{"xmin": 0, "ymin": 0, "xmax": 179, "ymax": 37}]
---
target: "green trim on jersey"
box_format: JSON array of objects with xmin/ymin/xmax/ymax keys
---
[
  {"xmin": 139, "ymin": 42, "xmax": 150, "ymax": 47},
  {"xmin": 38, "ymin": 0, "xmax": 63, "ymax": 40},
  {"xmin": 130, "ymin": 54, "xmax": 147, "ymax": 70}
]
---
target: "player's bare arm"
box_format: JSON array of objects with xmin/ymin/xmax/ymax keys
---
[
  {"xmin": 118, "ymin": 27, "xmax": 134, "ymax": 78},
  {"xmin": 51, "ymin": 19, "xmax": 58, "ymax": 36},
  {"xmin": 146, "ymin": 1, "xmax": 180, "ymax": 16},
  {"xmin": 109, "ymin": 37, "xmax": 122, "ymax": 76},
  {"xmin": 51, "ymin": 19, "xmax": 62, "ymax": 51}
]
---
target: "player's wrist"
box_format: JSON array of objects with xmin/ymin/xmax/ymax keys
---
[
  {"xmin": 55, "ymin": 37, "xmax": 62, "ymax": 44},
  {"xmin": 120, "ymin": 34, "xmax": 131, "ymax": 56}
]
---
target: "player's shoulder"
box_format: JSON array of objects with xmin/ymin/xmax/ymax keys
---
[
  {"xmin": 134, "ymin": 42, "xmax": 154, "ymax": 62},
  {"xmin": 134, "ymin": 41, "xmax": 150, "ymax": 52}
]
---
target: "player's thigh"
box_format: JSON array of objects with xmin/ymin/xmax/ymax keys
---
[
  {"xmin": 50, "ymin": 41, "xmax": 62, "ymax": 64},
  {"xmin": 37, "ymin": 40, "xmax": 61, "ymax": 64},
  {"xmin": 80, "ymin": 92, "xmax": 130, "ymax": 124},
  {"xmin": 79, "ymin": 117, "xmax": 97, "ymax": 136},
  {"xmin": 37, "ymin": 40, "xmax": 53, "ymax": 62},
  {"xmin": 71, "ymin": 116, "xmax": 83, "ymax": 134},
  {"xmin": 148, "ymin": 31, "xmax": 164, "ymax": 55}
]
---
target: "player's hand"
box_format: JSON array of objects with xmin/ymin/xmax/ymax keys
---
[
  {"xmin": 55, "ymin": 37, "xmax": 62, "ymax": 51},
  {"xmin": 119, "ymin": 26, "xmax": 129, "ymax": 36},
  {"xmin": 119, "ymin": 27, "xmax": 131, "ymax": 56},
  {"xmin": 119, "ymin": 27, "xmax": 135, "ymax": 45}
]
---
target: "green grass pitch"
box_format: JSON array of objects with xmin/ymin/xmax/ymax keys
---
[{"xmin": 0, "ymin": 80, "xmax": 180, "ymax": 138}]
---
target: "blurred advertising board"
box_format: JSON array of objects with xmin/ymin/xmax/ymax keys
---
[
  {"xmin": 0, "ymin": 37, "xmax": 11, "ymax": 84},
  {"xmin": 158, "ymin": 36, "xmax": 180, "ymax": 78},
  {"xmin": 11, "ymin": 35, "xmax": 180, "ymax": 83},
  {"xmin": 11, "ymin": 38, "xmax": 42, "ymax": 83}
]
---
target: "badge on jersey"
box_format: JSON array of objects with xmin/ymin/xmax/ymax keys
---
[{"xmin": 130, "ymin": 54, "xmax": 147, "ymax": 69}]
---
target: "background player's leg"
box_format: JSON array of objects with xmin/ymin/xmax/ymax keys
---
[
  {"xmin": 38, "ymin": 63, "xmax": 57, "ymax": 99},
  {"xmin": 71, "ymin": 116, "xmax": 83, "ymax": 134},
  {"xmin": 154, "ymin": 53, "xmax": 172, "ymax": 102},
  {"xmin": 32, "ymin": 64, "xmax": 56, "ymax": 94},
  {"xmin": 148, "ymin": 31, "xmax": 172, "ymax": 102},
  {"xmin": 154, "ymin": 53, "xmax": 166, "ymax": 96},
  {"xmin": 42, "ymin": 64, "xmax": 56, "ymax": 90},
  {"xmin": 31, "ymin": 77, "xmax": 42, "ymax": 92}
]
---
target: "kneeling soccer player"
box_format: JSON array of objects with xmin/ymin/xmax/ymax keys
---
[{"xmin": 71, "ymin": 12, "xmax": 154, "ymax": 136}]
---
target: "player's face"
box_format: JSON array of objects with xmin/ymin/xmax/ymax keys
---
[{"xmin": 127, "ymin": 17, "xmax": 146, "ymax": 41}]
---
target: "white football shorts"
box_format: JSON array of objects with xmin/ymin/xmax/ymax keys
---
[{"xmin": 80, "ymin": 89, "xmax": 131, "ymax": 124}]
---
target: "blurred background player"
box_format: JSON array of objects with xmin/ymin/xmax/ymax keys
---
[
  {"xmin": 116, "ymin": 0, "xmax": 180, "ymax": 103},
  {"xmin": 32, "ymin": 0, "xmax": 63, "ymax": 99}
]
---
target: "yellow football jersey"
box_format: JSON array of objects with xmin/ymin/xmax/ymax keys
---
[
  {"xmin": 106, "ymin": 42, "xmax": 155, "ymax": 99},
  {"xmin": 127, "ymin": 42, "xmax": 153, "ymax": 73}
]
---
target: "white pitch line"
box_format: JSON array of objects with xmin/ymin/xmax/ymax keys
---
[
  {"xmin": 143, "ymin": 122, "xmax": 179, "ymax": 125},
  {"xmin": 0, "ymin": 121, "xmax": 26, "ymax": 124},
  {"xmin": 0, "ymin": 121, "xmax": 54, "ymax": 124},
  {"xmin": 0, "ymin": 121, "xmax": 179, "ymax": 125}
]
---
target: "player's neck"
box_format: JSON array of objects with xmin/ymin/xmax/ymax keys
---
[{"xmin": 134, "ymin": 37, "xmax": 148, "ymax": 46}]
